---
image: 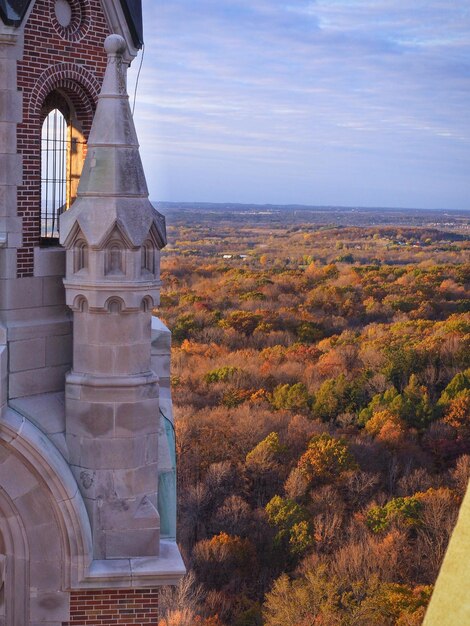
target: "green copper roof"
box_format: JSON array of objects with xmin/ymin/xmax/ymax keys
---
[{"xmin": 0, "ymin": 0, "xmax": 32, "ymax": 26}]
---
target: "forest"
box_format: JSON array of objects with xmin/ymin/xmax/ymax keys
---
[{"xmin": 155, "ymin": 206, "xmax": 470, "ymax": 626}]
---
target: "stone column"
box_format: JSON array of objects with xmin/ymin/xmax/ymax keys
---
[{"xmin": 65, "ymin": 296, "xmax": 161, "ymax": 559}]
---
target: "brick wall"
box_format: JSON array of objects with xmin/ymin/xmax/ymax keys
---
[
  {"xmin": 16, "ymin": 0, "xmax": 109, "ymax": 276},
  {"xmin": 63, "ymin": 588, "xmax": 159, "ymax": 625}
]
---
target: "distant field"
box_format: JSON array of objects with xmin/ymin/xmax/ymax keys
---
[
  {"xmin": 156, "ymin": 203, "xmax": 469, "ymax": 267},
  {"xmin": 155, "ymin": 201, "xmax": 470, "ymax": 230}
]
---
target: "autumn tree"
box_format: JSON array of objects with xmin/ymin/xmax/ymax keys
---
[
  {"xmin": 271, "ymin": 383, "xmax": 311, "ymax": 412},
  {"xmin": 401, "ymin": 374, "xmax": 433, "ymax": 429},
  {"xmin": 438, "ymin": 368, "xmax": 470, "ymax": 410},
  {"xmin": 245, "ymin": 433, "xmax": 288, "ymax": 505},
  {"xmin": 192, "ymin": 532, "xmax": 256, "ymax": 591},
  {"xmin": 297, "ymin": 433, "xmax": 357, "ymax": 485},
  {"xmin": 443, "ymin": 389, "xmax": 470, "ymax": 436},
  {"xmin": 365, "ymin": 409, "xmax": 407, "ymax": 445},
  {"xmin": 366, "ymin": 496, "xmax": 423, "ymax": 533},
  {"xmin": 265, "ymin": 496, "xmax": 313, "ymax": 557},
  {"xmin": 263, "ymin": 568, "xmax": 338, "ymax": 626}
]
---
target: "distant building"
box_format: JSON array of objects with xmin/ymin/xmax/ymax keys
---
[{"xmin": 0, "ymin": 2, "xmax": 183, "ymax": 624}]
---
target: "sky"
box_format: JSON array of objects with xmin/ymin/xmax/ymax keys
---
[{"xmin": 127, "ymin": 1, "xmax": 470, "ymax": 210}]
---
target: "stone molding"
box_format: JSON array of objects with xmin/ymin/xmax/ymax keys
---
[
  {"xmin": 0, "ymin": 484, "xmax": 28, "ymax": 626},
  {"xmin": 423, "ymin": 484, "xmax": 470, "ymax": 624},
  {"xmin": 66, "ymin": 370, "xmax": 158, "ymax": 389},
  {"xmin": 64, "ymin": 283, "xmax": 160, "ymax": 312}
]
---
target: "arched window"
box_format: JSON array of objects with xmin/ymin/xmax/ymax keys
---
[
  {"xmin": 40, "ymin": 92, "xmax": 86, "ymax": 243},
  {"xmin": 106, "ymin": 297, "xmax": 123, "ymax": 314},
  {"xmin": 41, "ymin": 108, "xmax": 69, "ymax": 240},
  {"xmin": 141, "ymin": 240, "xmax": 155, "ymax": 276},
  {"xmin": 74, "ymin": 240, "xmax": 88, "ymax": 273},
  {"xmin": 105, "ymin": 243, "xmax": 124, "ymax": 275}
]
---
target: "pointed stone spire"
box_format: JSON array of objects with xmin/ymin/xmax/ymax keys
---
[{"xmin": 60, "ymin": 33, "xmax": 165, "ymax": 250}]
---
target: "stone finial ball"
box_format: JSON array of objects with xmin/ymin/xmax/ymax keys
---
[{"xmin": 104, "ymin": 34, "xmax": 126, "ymax": 54}]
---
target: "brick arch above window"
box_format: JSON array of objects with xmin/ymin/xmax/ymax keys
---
[
  {"xmin": 34, "ymin": 67, "xmax": 100, "ymax": 243},
  {"xmin": 30, "ymin": 63, "xmax": 101, "ymax": 135}
]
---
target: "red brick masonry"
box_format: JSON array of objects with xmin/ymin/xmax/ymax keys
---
[
  {"xmin": 63, "ymin": 589, "xmax": 159, "ymax": 625},
  {"xmin": 17, "ymin": 0, "xmax": 108, "ymax": 276}
]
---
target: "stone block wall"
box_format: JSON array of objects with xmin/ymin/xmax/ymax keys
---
[{"xmin": 63, "ymin": 589, "xmax": 159, "ymax": 625}]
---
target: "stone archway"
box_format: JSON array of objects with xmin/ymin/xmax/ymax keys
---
[{"xmin": 0, "ymin": 407, "xmax": 93, "ymax": 625}]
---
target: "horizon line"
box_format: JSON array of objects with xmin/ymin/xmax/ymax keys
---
[{"xmin": 150, "ymin": 200, "xmax": 470, "ymax": 213}]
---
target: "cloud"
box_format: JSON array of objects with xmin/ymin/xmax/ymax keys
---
[{"xmin": 128, "ymin": 0, "xmax": 470, "ymax": 208}]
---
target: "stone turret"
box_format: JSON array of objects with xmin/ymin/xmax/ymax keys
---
[{"xmin": 60, "ymin": 34, "xmax": 166, "ymax": 560}]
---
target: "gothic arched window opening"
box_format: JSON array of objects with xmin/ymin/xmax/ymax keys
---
[
  {"xmin": 40, "ymin": 92, "xmax": 86, "ymax": 243},
  {"xmin": 105, "ymin": 242, "xmax": 124, "ymax": 275},
  {"xmin": 141, "ymin": 239, "xmax": 155, "ymax": 276},
  {"xmin": 74, "ymin": 240, "xmax": 88, "ymax": 273},
  {"xmin": 41, "ymin": 108, "xmax": 69, "ymax": 240}
]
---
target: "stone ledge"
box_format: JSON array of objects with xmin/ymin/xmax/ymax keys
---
[{"xmin": 81, "ymin": 540, "xmax": 185, "ymax": 589}]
